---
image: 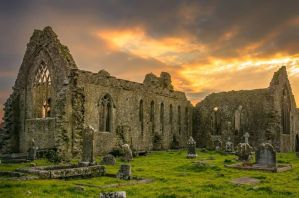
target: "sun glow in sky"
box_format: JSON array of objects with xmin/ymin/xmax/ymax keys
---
[
  {"xmin": 96, "ymin": 27, "xmax": 299, "ymax": 104},
  {"xmin": 1, "ymin": 1, "xmax": 299, "ymax": 120}
]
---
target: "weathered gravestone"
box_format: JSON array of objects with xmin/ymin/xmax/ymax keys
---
[
  {"xmin": 28, "ymin": 139, "xmax": 38, "ymax": 161},
  {"xmin": 244, "ymin": 132, "xmax": 250, "ymax": 144},
  {"xmin": 187, "ymin": 136, "xmax": 197, "ymax": 158},
  {"xmin": 121, "ymin": 144, "xmax": 133, "ymax": 162},
  {"xmin": 211, "ymin": 135, "xmax": 222, "ymax": 151},
  {"xmin": 79, "ymin": 125, "xmax": 95, "ymax": 166},
  {"xmin": 117, "ymin": 164, "xmax": 131, "ymax": 180},
  {"xmin": 256, "ymin": 143, "xmax": 276, "ymax": 167},
  {"xmin": 100, "ymin": 191, "xmax": 126, "ymax": 198},
  {"xmin": 225, "ymin": 137, "xmax": 234, "ymax": 153},
  {"xmin": 101, "ymin": 154, "xmax": 116, "ymax": 165},
  {"xmin": 235, "ymin": 132, "xmax": 253, "ymax": 161}
]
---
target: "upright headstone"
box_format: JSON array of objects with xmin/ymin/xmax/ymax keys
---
[
  {"xmin": 80, "ymin": 125, "xmax": 95, "ymax": 166},
  {"xmin": 256, "ymin": 143, "xmax": 276, "ymax": 167},
  {"xmin": 235, "ymin": 143, "xmax": 253, "ymax": 161},
  {"xmin": 244, "ymin": 132, "xmax": 249, "ymax": 144},
  {"xmin": 28, "ymin": 139, "xmax": 38, "ymax": 161},
  {"xmin": 101, "ymin": 154, "xmax": 116, "ymax": 165},
  {"xmin": 117, "ymin": 164, "xmax": 131, "ymax": 180},
  {"xmin": 121, "ymin": 144, "xmax": 133, "ymax": 162},
  {"xmin": 186, "ymin": 136, "xmax": 197, "ymax": 158},
  {"xmin": 225, "ymin": 137, "xmax": 234, "ymax": 153}
]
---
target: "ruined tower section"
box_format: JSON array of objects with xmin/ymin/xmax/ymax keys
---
[
  {"xmin": 193, "ymin": 66, "xmax": 298, "ymax": 152},
  {"xmin": 193, "ymin": 88, "xmax": 272, "ymax": 150},
  {"xmin": 269, "ymin": 66, "xmax": 298, "ymax": 152},
  {"xmin": 0, "ymin": 27, "xmax": 77, "ymax": 158}
]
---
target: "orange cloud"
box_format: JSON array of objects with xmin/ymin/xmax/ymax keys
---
[
  {"xmin": 96, "ymin": 27, "xmax": 206, "ymax": 65},
  {"xmin": 95, "ymin": 27, "xmax": 299, "ymax": 106}
]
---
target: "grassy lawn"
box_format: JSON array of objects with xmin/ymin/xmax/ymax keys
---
[{"xmin": 1, "ymin": 150, "xmax": 299, "ymax": 198}]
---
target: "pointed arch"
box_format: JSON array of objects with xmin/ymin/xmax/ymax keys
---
[
  {"xmin": 178, "ymin": 105, "xmax": 181, "ymax": 134},
  {"xmin": 99, "ymin": 94, "xmax": 114, "ymax": 132},
  {"xmin": 160, "ymin": 102, "xmax": 164, "ymax": 134},
  {"xmin": 31, "ymin": 61, "xmax": 52, "ymax": 118},
  {"xmin": 282, "ymin": 86, "xmax": 291, "ymax": 134},
  {"xmin": 139, "ymin": 99, "xmax": 144, "ymax": 133}
]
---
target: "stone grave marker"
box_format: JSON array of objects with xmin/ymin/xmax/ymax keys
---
[
  {"xmin": 186, "ymin": 136, "xmax": 197, "ymax": 158},
  {"xmin": 117, "ymin": 164, "xmax": 131, "ymax": 180},
  {"xmin": 121, "ymin": 144, "xmax": 133, "ymax": 162},
  {"xmin": 101, "ymin": 154, "xmax": 116, "ymax": 165},
  {"xmin": 256, "ymin": 143, "xmax": 276, "ymax": 167},
  {"xmin": 80, "ymin": 125, "xmax": 95, "ymax": 166}
]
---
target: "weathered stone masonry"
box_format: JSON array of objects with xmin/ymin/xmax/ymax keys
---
[
  {"xmin": 0, "ymin": 27, "xmax": 192, "ymax": 159},
  {"xmin": 193, "ymin": 66, "xmax": 299, "ymax": 152}
]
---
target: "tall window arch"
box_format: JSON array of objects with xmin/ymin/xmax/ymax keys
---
[
  {"xmin": 160, "ymin": 102, "xmax": 164, "ymax": 134},
  {"xmin": 169, "ymin": 104, "xmax": 173, "ymax": 124},
  {"xmin": 211, "ymin": 107, "xmax": 221, "ymax": 135},
  {"xmin": 185, "ymin": 107, "xmax": 189, "ymax": 132},
  {"xmin": 139, "ymin": 99, "xmax": 144, "ymax": 132},
  {"xmin": 150, "ymin": 101, "xmax": 155, "ymax": 122},
  {"xmin": 178, "ymin": 106, "xmax": 181, "ymax": 134},
  {"xmin": 282, "ymin": 87, "xmax": 291, "ymax": 134},
  {"xmin": 150, "ymin": 101, "xmax": 155, "ymax": 134},
  {"xmin": 33, "ymin": 62, "xmax": 52, "ymax": 118},
  {"xmin": 99, "ymin": 94, "xmax": 113, "ymax": 132}
]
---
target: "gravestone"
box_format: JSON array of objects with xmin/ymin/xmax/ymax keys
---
[
  {"xmin": 121, "ymin": 144, "xmax": 133, "ymax": 162},
  {"xmin": 100, "ymin": 191, "xmax": 126, "ymax": 198},
  {"xmin": 211, "ymin": 135, "xmax": 222, "ymax": 151},
  {"xmin": 256, "ymin": 143, "xmax": 276, "ymax": 167},
  {"xmin": 244, "ymin": 132, "xmax": 249, "ymax": 144},
  {"xmin": 28, "ymin": 139, "xmax": 38, "ymax": 161},
  {"xmin": 235, "ymin": 143, "xmax": 253, "ymax": 161},
  {"xmin": 101, "ymin": 154, "xmax": 116, "ymax": 165},
  {"xmin": 234, "ymin": 105, "xmax": 242, "ymax": 132},
  {"xmin": 225, "ymin": 137, "xmax": 234, "ymax": 153},
  {"xmin": 117, "ymin": 164, "xmax": 131, "ymax": 180},
  {"xmin": 186, "ymin": 136, "xmax": 197, "ymax": 158},
  {"xmin": 80, "ymin": 125, "xmax": 95, "ymax": 166}
]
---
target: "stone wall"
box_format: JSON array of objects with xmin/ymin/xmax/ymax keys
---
[
  {"xmin": 74, "ymin": 69, "xmax": 192, "ymax": 154},
  {"xmin": 0, "ymin": 27, "xmax": 77, "ymax": 156},
  {"xmin": 0, "ymin": 27, "xmax": 192, "ymax": 159},
  {"xmin": 193, "ymin": 67, "xmax": 299, "ymax": 152}
]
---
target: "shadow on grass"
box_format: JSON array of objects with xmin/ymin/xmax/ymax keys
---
[{"xmin": 175, "ymin": 161, "xmax": 222, "ymax": 173}]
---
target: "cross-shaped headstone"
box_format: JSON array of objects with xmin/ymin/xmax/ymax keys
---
[{"xmin": 244, "ymin": 132, "xmax": 249, "ymax": 144}]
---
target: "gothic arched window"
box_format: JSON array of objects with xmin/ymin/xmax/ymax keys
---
[
  {"xmin": 160, "ymin": 102, "xmax": 164, "ymax": 133},
  {"xmin": 211, "ymin": 107, "xmax": 221, "ymax": 135},
  {"xmin": 169, "ymin": 104, "xmax": 173, "ymax": 124},
  {"xmin": 139, "ymin": 99, "xmax": 144, "ymax": 132},
  {"xmin": 150, "ymin": 101, "xmax": 155, "ymax": 122},
  {"xmin": 282, "ymin": 87, "xmax": 291, "ymax": 134},
  {"xmin": 178, "ymin": 106, "xmax": 181, "ymax": 134},
  {"xmin": 99, "ymin": 94, "xmax": 113, "ymax": 132},
  {"xmin": 150, "ymin": 101, "xmax": 155, "ymax": 134},
  {"xmin": 33, "ymin": 62, "xmax": 52, "ymax": 118},
  {"xmin": 185, "ymin": 107, "xmax": 189, "ymax": 131}
]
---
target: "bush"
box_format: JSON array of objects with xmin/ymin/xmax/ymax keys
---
[
  {"xmin": 45, "ymin": 150, "xmax": 62, "ymax": 163},
  {"xmin": 109, "ymin": 148, "xmax": 122, "ymax": 157}
]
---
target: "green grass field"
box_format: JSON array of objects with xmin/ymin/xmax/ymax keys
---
[{"xmin": 1, "ymin": 150, "xmax": 299, "ymax": 198}]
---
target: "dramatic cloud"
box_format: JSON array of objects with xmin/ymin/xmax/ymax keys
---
[{"xmin": 1, "ymin": 0, "xmax": 299, "ymax": 121}]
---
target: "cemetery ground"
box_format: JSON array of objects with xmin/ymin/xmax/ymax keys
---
[{"xmin": 1, "ymin": 150, "xmax": 299, "ymax": 198}]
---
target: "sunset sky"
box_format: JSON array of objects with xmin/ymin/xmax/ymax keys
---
[{"xmin": 1, "ymin": 0, "xmax": 299, "ymax": 121}]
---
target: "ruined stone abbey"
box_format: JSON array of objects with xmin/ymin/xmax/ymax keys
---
[{"xmin": 0, "ymin": 27, "xmax": 298, "ymax": 160}]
